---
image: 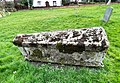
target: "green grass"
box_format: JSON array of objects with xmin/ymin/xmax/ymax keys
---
[{"xmin": 0, "ymin": 4, "xmax": 120, "ymax": 83}]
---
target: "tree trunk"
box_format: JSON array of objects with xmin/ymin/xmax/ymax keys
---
[{"xmin": 27, "ymin": 0, "xmax": 30, "ymax": 9}]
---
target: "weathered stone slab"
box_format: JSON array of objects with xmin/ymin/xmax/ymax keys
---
[
  {"xmin": 13, "ymin": 27, "xmax": 109, "ymax": 67},
  {"xmin": 102, "ymin": 7, "xmax": 113, "ymax": 22}
]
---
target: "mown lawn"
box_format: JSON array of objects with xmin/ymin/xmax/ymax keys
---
[{"xmin": 0, "ymin": 4, "xmax": 120, "ymax": 83}]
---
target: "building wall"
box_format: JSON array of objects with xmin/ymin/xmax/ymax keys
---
[
  {"xmin": 70, "ymin": 0, "xmax": 87, "ymax": 2},
  {"xmin": 33, "ymin": 0, "xmax": 62, "ymax": 7},
  {"xmin": 79, "ymin": 0, "xmax": 87, "ymax": 2},
  {"xmin": 4, "ymin": 0, "xmax": 14, "ymax": 1}
]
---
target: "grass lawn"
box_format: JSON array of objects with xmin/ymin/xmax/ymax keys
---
[{"xmin": 0, "ymin": 4, "xmax": 120, "ymax": 83}]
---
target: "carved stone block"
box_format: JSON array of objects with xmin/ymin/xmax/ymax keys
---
[{"xmin": 13, "ymin": 27, "xmax": 109, "ymax": 67}]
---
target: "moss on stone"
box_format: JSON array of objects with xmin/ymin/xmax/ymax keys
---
[
  {"xmin": 56, "ymin": 43, "xmax": 85, "ymax": 54},
  {"xmin": 31, "ymin": 49, "xmax": 43, "ymax": 58}
]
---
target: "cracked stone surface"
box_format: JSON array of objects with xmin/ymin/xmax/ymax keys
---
[{"xmin": 13, "ymin": 26, "xmax": 109, "ymax": 67}]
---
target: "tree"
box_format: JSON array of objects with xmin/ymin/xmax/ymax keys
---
[
  {"xmin": 27, "ymin": 0, "xmax": 33, "ymax": 9},
  {"xmin": 20, "ymin": 0, "xmax": 33, "ymax": 9}
]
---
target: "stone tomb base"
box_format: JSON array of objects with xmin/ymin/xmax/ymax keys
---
[{"xmin": 13, "ymin": 27, "xmax": 109, "ymax": 67}]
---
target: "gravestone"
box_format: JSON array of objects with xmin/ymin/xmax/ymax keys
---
[
  {"xmin": 102, "ymin": 7, "xmax": 113, "ymax": 22},
  {"xmin": 0, "ymin": 7, "xmax": 2, "ymax": 17},
  {"xmin": 45, "ymin": 1, "xmax": 50, "ymax": 7},
  {"xmin": 0, "ymin": 13, "xmax": 2, "ymax": 17},
  {"xmin": 13, "ymin": 27, "xmax": 109, "ymax": 67}
]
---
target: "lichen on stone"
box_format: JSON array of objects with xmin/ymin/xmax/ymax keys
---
[{"xmin": 13, "ymin": 27, "xmax": 109, "ymax": 67}]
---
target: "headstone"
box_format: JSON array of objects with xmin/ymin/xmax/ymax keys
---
[
  {"xmin": 0, "ymin": 13, "xmax": 2, "ymax": 18},
  {"xmin": 45, "ymin": 1, "xmax": 50, "ymax": 7},
  {"xmin": 13, "ymin": 27, "xmax": 109, "ymax": 67},
  {"xmin": 0, "ymin": 10, "xmax": 3, "ymax": 18},
  {"xmin": 0, "ymin": 7, "xmax": 3, "ymax": 17},
  {"xmin": 102, "ymin": 7, "xmax": 113, "ymax": 22}
]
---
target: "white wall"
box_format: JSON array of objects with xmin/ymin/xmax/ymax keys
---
[
  {"xmin": 70, "ymin": 0, "xmax": 87, "ymax": 2},
  {"xmin": 78, "ymin": 0, "xmax": 87, "ymax": 2},
  {"xmin": 33, "ymin": 0, "xmax": 62, "ymax": 7},
  {"xmin": 4, "ymin": 0, "xmax": 14, "ymax": 1}
]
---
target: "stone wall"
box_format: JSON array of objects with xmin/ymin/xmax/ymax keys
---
[{"xmin": 13, "ymin": 27, "xmax": 109, "ymax": 67}]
